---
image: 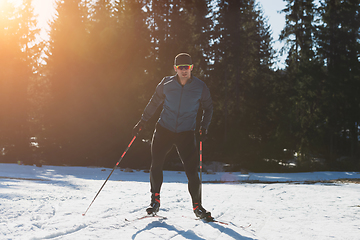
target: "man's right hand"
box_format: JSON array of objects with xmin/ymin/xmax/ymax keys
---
[{"xmin": 132, "ymin": 120, "xmax": 146, "ymax": 136}]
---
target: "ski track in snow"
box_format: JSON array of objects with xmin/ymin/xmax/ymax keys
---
[{"xmin": 1, "ymin": 164, "xmax": 360, "ymax": 239}]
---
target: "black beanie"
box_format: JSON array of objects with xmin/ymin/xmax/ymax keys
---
[{"xmin": 174, "ymin": 53, "xmax": 192, "ymax": 66}]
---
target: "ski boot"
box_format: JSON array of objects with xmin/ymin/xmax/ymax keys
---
[
  {"xmin": 146, "ymin": 193, "xmax": 160, "ymax": 215},
  {"xmin": 193, "ymin": 202, "xmax": 214, "ymax": 222}
]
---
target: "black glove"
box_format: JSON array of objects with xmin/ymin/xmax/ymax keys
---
[
  {"xmin": 199, "ymin": 127, "xmax": 208, "ymax": 141},
  {"xmin": 132, "ymin": 120, "xmax": 146, "ymax": 137}
]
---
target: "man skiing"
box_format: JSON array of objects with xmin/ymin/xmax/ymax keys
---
[{"xmin": 132, "ymin": 53, "xmax": 213, "ymax": 220}]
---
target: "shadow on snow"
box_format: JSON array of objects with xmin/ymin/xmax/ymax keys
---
[{"xmin": 131, "ymin": 220, "xmax": 256, "ymax": 240}]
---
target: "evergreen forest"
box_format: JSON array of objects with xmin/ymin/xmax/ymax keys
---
[{"xmin": 1, "ymin": 0, "xmax": 360, "ymax": 172}]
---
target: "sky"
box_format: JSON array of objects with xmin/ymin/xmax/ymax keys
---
[
  {"xmin": 7, "ymin": 0, "xmax": 287, "ymax": 68},
  {"xmin": 32, "ymin": 0, "xmax": 56, "ymax": 39},
  {"xmin": 257, "ymin": 0, "xmax": 287, "ymax": 68},
  {"xmin": 257, "ymin": 0, "xmax": 287, "ymax": 42}
]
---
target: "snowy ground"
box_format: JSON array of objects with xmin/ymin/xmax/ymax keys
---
[{"xmin": 1, "ymin": 163, "xmax": 360, "ymax": 240}]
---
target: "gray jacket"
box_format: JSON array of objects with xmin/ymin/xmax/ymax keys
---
[{"xmin": 141, "ymin": 74, "xmax": 213, "ymax": 133}]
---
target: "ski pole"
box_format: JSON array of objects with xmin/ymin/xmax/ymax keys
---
[
  {"xmin": 199, "ymin": 130, "xmax": 203, "ymax": 202},
  {"xmin": 82, "ymin": 135, "xmax": 137, "ymax": 216}
]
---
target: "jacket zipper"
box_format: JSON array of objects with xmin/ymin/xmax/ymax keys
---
[{"xmin": 175, "ymin": 86, "xmax": 184, "ymax": 132}]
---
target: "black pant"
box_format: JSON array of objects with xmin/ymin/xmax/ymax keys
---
[{"xmin": 150, "ymin": 124, "xmax": 201, "ymax": 204}]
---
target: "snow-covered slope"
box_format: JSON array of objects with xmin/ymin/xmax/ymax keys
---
[{"xmin": 1, "ymin": 163, "xmax": 359, "ymax": 239}]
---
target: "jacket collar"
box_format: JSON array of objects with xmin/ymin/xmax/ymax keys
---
[{"xmin": 175, "ymin": 74, "xmax": 193, "ymax": 86}]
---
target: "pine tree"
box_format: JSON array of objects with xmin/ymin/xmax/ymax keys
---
[
  {"xmin": 0, "ymin": 1, "xmax": 19, "ymax": 161},
  {"xmin": 0, "ymin": 0, "xmax": 42, "ymax": 164},
  {"xmin": 85, "ymin": 0, "xmax": 153, "ymax": 167},
  {"xmin": 147, "ymin": 0, "xmax": 211, "ymax": 80},
  {"xmin": 43, "ymin": 0, "xmax": 91, "ymax": 165},
  {"xmin": 42, "ymin": 0, "xmax": 153, "ymax": 167},
  {"xmin": 280, "ymin": 0, "xmax": 325, "ymax": 166},
  {"xmin": 318, "ymin": 0, "xmax": 360, "ymax": 164},
  {"xmin": 208, "ymin": 0, "xmax": 275, "ymax": 165}
]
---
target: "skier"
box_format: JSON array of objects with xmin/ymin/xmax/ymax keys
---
[{"xmin": 132, "ymin": 53, "xmax": 213, "ymax": 220}]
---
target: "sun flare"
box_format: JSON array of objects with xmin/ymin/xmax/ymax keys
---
[
  {"xmin": 2, "ymin": 0, "xmax": 56, "ymax": 40},
  {"xmin": 3, "ymin": 0, "xmax": 55, "ymax": 25},
  {"xmin": 4, "ymin": 0, "xmax": 22, "ymax": 8}
]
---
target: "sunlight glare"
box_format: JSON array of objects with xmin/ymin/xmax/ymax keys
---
[
  {"xmin": 6, "ymin": 0, "xmax": 22, "ymax": 7},
  {"xmin": 3, "ymin": 0, "xmax": 56, "ymax": 41}
]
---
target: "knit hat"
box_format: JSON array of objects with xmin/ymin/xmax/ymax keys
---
[{"xmin": 174, "ymin": 53, "xmax": 192, "ymax": 66}]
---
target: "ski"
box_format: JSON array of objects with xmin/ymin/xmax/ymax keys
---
[
  {"xmin": 125, "ymin": 214, "xmax": 167, "ymax": 222},
  {"xmin": 205, "ymin": 219, "xmax": 252, "ymax": 229},
  {"xmin": 182, "ymin": 215, "xmax": 228, "ymax": 225},
  {"xmin": 230, "ymin": 223, "xmax": 252, "ymax": 229},
  {"xmin": 205, "ymin": 219, "xmax": 229, "ymax": 225}
]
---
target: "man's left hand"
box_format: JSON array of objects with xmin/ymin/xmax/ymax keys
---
[{"xmin": 199, "ymin": 127, "xmax": 208, "ymax": 141}]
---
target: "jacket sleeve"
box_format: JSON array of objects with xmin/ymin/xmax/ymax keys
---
[
  {"xmin": 141, "ymin": 78, "xmax": 166, "ymax": 122},
  {"xmin": 200, "ymin": 83, "xmax": 213, "ymax": 130}
]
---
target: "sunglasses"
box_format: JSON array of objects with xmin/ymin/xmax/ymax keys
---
[{"xmin": 175, "ymin": 65, "xmax": 192, "ymax": 70}]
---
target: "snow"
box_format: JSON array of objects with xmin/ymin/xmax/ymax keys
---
[{"xmin": 1, "ymin": 163, "xmax": 360, "ymax": 240}]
